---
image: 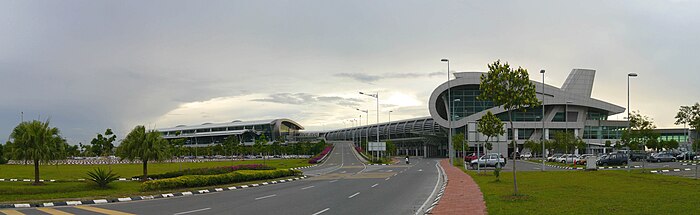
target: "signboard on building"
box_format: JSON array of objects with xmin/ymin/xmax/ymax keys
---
[{"xmin": 368, "ymin": 142, "xmax": 386, "ymax": 151}]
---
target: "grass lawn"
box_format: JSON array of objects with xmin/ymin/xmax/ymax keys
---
[
  {"xmin": 0, "ymin": 175, "xmax": 300, "ymax": 203},
  {"xmin": 0, "ymin": 159, "xmax": 309, "ymax": 180},
  {"xmin": 464, "ymin": 169, "xmax": 700, "ymax": 214}
]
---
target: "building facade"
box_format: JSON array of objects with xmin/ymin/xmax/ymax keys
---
[{"xmin": 158, "ymin": 119, "xmax": 304, "ymax": 147}]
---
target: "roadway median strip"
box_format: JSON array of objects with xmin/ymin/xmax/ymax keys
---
[{"xmin": 0, "ymin": 175, "xmax": 309, "ymax": 209}]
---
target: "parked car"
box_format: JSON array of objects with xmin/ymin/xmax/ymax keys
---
[
  {"xmin": 464, "ymin": 152, "xmax": 484, "ymax": 162},
  {"xmin": 695, "ymin": 155, "xmax": 700, "ymax": 161},
  {"xmin": 520, "ymin": 152, "xmax": 532, "ymax": 159},
  {"xmin": 647, "ymin": 153, "xmax": 676, "ymax": 162},
  {"xmin": 676, "ymin": 151, "xmax": 697, "ymax": 160},
  {"xmin": 548, "ymin": 153, "xmax": 563, "ymax": 162},
  {"xmin": 556, "ymin": 154, "xmax": 578, "ymax": 164},
  {"xmin": 470, "ymin": 154, "xmax": 507, "ymax": 169},
  {"xmin": 596, "ymin": 153, "xmax": 628, "ymax": 166},
  {"xmin": 575, "ymin": 154, "xmax": 593, "ymax": 165},
  {"xmin": 629, "ymin": 151, "xmax": 648, "ymax": 161}
]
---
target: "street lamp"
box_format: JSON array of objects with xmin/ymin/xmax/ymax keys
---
[
  {"xmin": 540, "ymin": 69, "xmax": 546, "ymax": 171},
  {"xmin": 357, "ymin": 108, "xmax": 369, "ymax": 158},
  {"xmin": 388, "ymin": 110, "xmax": 393, "ymax": 141},
  {"xmin": 627, "ymin": 73, "xmax": 638, "ymax": 172},
  {"xmin": 453, "ymin": 98, "xmax": 461, "ymax": 165},
  {"xmin": 441, "ymin": 58, "xmax": 453, "ymax": 162},
  {"xmin": 360, "ymin": 91, "xmax": 380, "ymax": 159},
  {"xmin": 566, "ymin": 100, "xmax": 573, "ymax": 155}
]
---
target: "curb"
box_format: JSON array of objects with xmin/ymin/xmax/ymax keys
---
[
  {"xmin": 290, "ymin": 164, "xmax": 318, "ymax": 170},
  {"xmin": 0, "ymin": 175, "xmax": 309, "ymax": 209},
  {"xmin": 424, "ymin": 161, "xmax": 448, "ymax": 214},
  {"xmin": 649, "ymin": 168, "xmax": 695, "ymax": 174}
]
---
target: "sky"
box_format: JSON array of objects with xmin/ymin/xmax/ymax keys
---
[{"xmin": 1, "ymin": 0, "xmax": 699, "ymax": 145}]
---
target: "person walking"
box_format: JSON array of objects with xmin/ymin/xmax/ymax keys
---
[{"xmin": 405, "ymin": 155, "xmax": 410, "ymax": 164}]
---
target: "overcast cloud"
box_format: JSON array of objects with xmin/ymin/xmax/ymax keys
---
[{"xmin": 1, "ymin": 0, "xmax": 699, "ymax": 145}]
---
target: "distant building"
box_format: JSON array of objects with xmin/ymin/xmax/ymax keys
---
[{"xmin": 158, "ymin": 119, "xmax": 304, "ymax": 147}]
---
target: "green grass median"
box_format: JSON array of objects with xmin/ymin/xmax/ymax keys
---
[
  {"xmin": 0, "ymin": 159, "xmax": 309, "ymax": 180},
  {"xmin": 464, "ymin": 169, "xmax": 700, "ymax": 214}
]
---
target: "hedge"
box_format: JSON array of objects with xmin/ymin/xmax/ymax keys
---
[
  {"xmin": 141, "ymin": 169, "xmax": 302, "ymax": 191},
  {"xmin": 309, "ymin": 145, "xmax": 333, "ymax": 164},
  {"xmin": 135, "ymin": 164, "xmax": 275, "ymax": 180}
]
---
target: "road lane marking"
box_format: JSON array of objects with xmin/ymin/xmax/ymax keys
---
[
  {"xmin": 301, "ymin": 186, "xmax": 315, "ymax": 190},
  {"xmin": 340, "ymin": 171, "xmax": 347, "ymax": 173},
  {"xmin": 75, "ymin": 206, "xmax": 135, "ymax": 215},
  {"xmin": 418, "ymin": 169, "xmax": 422, "ymax": 172},
  {"xmin": 329, "ymin": 180, "xmax": 338, "ymax": 183},
  {"xmin": 255, "ymin": 194, "xmax": 277, "ymax": 200},
  {"xmin": 0, "ymin": 210, "xmax": 24, "ymax": 215},
  {"xmin": 385, "ymin": 177, "xmax": 390, "ymax": 180},
  {"xmin": 348, "ymin": 192, "xmax": 360, "ymax": 199},
  {"xmin": 37, "ymin": 208, "xmax": 73, "ymax": 215},
  {"xmin": 173, "ymin": 208, "xmax": 211, "ymax": 215},
  {"xmin": 371, "ymin": 183, "xmax": 379, "ymax": 188},
  {"xmin": 312, "ymin": 208, "xmax": 330, "ymax": 215}
]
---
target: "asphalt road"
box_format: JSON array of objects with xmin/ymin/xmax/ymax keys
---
[{"xmin": 4, "ymin": 142, "xmax": 442, "ymax": 215}]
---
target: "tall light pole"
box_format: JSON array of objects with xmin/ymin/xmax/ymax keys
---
[
  {"xmin": 453, "ymin": 98, "xmax": 461, "ymax": 162},
  {"xmin": 627, "ymin": 73, "xmax": 638, "ymax": 172},
  {"xmin": 360, "ymin": 92, "xmax": 380, "ymax": 159},
  {"xmin": 566, "ymin": 100, "xmax": 573, "ymax": 154},
  {"xmin": 357, "ymin": 108, "xmax": 369, "ymax": 158},
  {"xmin": 441, "ymin": 58, "xmax": 453, "ymax": 162},
  {"xmin": 388, "ymin": 110, "xmax": 393, "ymax": 141},
  {"xmin": 540, "ymin": 69, "xmax": 546, "ymax": 171}
]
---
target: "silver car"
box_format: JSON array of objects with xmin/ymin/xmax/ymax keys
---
[{"xmin": 470, "ymin": 154, "xmax": 507, "ymax": 168}]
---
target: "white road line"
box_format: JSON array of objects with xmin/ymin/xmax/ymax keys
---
[
  {"xmin": 385, "ymin": 177, "xmax": 390, "ymax": 181},
  {"xmin": 173, "ymin": 208, "xmax": 211, "ymax": 215},
  {"xmin": 371, "ymin": 183, "xmax": 379, "ymax": 188},
  {"xmin": 301, "ymin": 186, "xmax": 315, "ymax": 190},
  {"xmin": 340, "ymin": 171, "xmax": 347, "ymax": 174},
  {"xmin": 312, "ymin": 208, "xmax": 330, "ymax": 215},
  {"xmin": 348, "ymin": 192, "xmax": 360, "ymax": 199},
  {"xmin": 255, "ymin": 194, "xmax": 277, "ymax": 200},
  {"xmin": 329, "ymin": 180, "xmax": 339, "ymax": 183}
]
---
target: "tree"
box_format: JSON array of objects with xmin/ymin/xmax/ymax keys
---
[
  {"xmin": 452, "ymin": 132, "xmax": 466, "ymax": 159},
  {"xmin": 7, "ymin": 120, "xmax": 66, "ymax": 185},
  {"xmin": 604, "ymin": 140, "xmax": 612, "ymax": 149},
  {"xmin": 0, "ymin": 142, "xmax": 7, "ymax": 164},
  {"xmin": 675, "ymin": 103, "xmax": 700, "ymax": 152},
  {"xmin": 622, "ymin": 111, "xmax": 657, "ymax": 151},
  {"xmin": 665, "ymin": 139, "xmax": 679, "ymax": 151},
  {"xmin": 477, "ymin": 111, "xmax": 505, "ymax": 156},
  {"xmin": 90, "ymin": 128, "xmax": 117, "ymax": 157},
  {"xmin": 553, "ymin": 131, "xmax": 574, "ymax": 154},
  {"xmin": 523, "ymin": 140, "xmax": 541, "ymax": 156},
  {"xmin": 385, "ymin": 140, "xmax": 396, "ymax": 156},
  {"xmin": 222, "ymin": 135, "xmax": 240, "ymax": 157},
  {"xmin": 478, "ymin": 60, "xmax": 541, "ymax": 195},
  {"xmin": 575, "ymin": 137, "xmax": 587, "ymax": 154},
  {"xmin": 116, "ymin": 125, "xmax": 171, "ymax": 181}
]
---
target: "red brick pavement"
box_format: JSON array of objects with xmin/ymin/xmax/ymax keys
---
[{"xmin": 432, "ymin": 159, "xmax": 487, "ymax": 215}]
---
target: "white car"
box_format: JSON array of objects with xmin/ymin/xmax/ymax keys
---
[
  {"xmin": 519, "ymin": 152, "xmax": 532, "ymax": 159},
  {"xmin": 555, "ymin": 154, "xmax": 578, "ymax": 163},
  {"xmin": 470, "ymin": 154, "xmax": 507, "ymax": 168}
]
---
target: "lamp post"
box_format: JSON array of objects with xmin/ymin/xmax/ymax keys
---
[
  {"xmin": 627, "ymin": 73, "xmax": 638, "ymax": 172},
  {"xmin": 453, "ymin": 98, "xmax": 461, "ymax": 163},
  {"xmin": 540, "ymin": 69, "xmax": 546, "ymax": 171},
  {"xmin": 566, "ymin": 100, "xmax": 573, "ymax": 154},
  {"xmin": 360, "ymin": 92, "xmax": 380, "ymax": 159},
  {"xmin": 357, "ymin": 108, "xmax": 370, "ymax": 159},
  {"xmin": 388, "ymin": 110, "xmax": 393, "ymax": 141},
  {"xmin": 441, "ymin": 58, "xmax": 453, "ymax": 163}
]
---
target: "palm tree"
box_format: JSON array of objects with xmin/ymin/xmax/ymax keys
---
[
  {"xmin": 8, "ymin": 120, "xmax": 66, "ymax": 185},
  {"xmin": 116, "ymin": 125, "xmax": 170, "ymax": 181}
]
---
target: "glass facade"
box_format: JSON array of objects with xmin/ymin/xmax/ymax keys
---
[
  {"xmin": 439, "ymin": 85, "xmax": 495, "ymax": 121},
  {"xmin": 518, "ymin": 128, "xmax": 535, "ymax": 140},
  {"xmin": 587, "ymin": 109, "xmax": 608, "ymax": 120},
  {"xmin": 552, "ymin": 112, "xmax": 578, "ymax": 122},
  {"xmin": 496, "ymin": 107, "xmax": 543, "ymax": 122},
  {"xmin": 583, "ymin": 126, "xmax": 626, "ymax": 139},
  {"xmin": 658, "ymin": 134, "xmax": 689, "ymax": 142}
]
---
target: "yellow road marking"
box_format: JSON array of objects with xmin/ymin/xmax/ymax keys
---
[
  {"xmin": 0, "ymin": 209, "xmax": 24, "ymax": 215},
  {"xmin": 74, "ymin": 206, "xmax": 134, "ymax": 215},
  {"xmin": 37, "ymin": 208, "xmax": 74, "ymax": 215}
]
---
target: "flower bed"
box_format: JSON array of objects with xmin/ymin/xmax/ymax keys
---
[
  {"xmin": 141, "ymin": 169, "xmax": 302, "ymax": 191},
  {"xmin": 135, "ymin": 164, "xmax": 275, "ymax": 180},
  {"xmin": 308, "ymin": 145, "xmax": 333, "ymax": 164}
]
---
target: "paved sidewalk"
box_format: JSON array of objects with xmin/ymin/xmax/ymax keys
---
[{"xmin": 432, "ymin": 159, "xmax": 487, "ymax": 215}]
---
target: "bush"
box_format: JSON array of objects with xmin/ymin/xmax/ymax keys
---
[
  {"xmin": 87, "ymin": 168, "xmax": 119, "ymax": 188},
  {"xmin": 309, "ymin": 145, "xmax": 333, "ymax": 164},
  {"xmin": 141, "ymin": 169, "xmax": 302, "ymax": 191},
  {"xmin": 135, "ymin": 164, "xmax": 275, "ymax": 180}
]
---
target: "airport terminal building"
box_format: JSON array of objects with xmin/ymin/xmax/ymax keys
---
[
  {"xmin": 325, "ymin": 69, "xmax": 656, "ymax": 157},
  {"xmin": 158, "ymin": 119, "xmax": 304, "ymax": 146}
]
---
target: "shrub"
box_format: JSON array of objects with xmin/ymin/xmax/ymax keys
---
[
  {"xmin": 309, "ymin": 145, "xmax": 333, "ymax": 164},
  {"xmin": 87, "ymin": 168, "xmax": 119, "ymax": 188},
  {"xmin": 135, "ymin": 164, "xmax": 275, "ymax": 180},
  {"xmin": 141, "ymin": 169, "xmax": 302, "ymax": 191}
]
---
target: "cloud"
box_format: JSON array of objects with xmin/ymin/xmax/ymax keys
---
[
  {"xmin": 335, "ymin": 72, "xmax": 444, "ymax": 83},
  {"xmin": 251, "ymin": 93, "xmax": 363, "ymax": 107}
]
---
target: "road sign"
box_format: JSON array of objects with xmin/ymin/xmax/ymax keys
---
[{"xmin": 368, "ymin": 142, "xmax": 386, "ymax": 151}]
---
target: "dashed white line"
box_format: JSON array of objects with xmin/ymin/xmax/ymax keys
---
[
  {"xmin": 371, "ymin": 183, "xmax": 379, "ymax": 188},
  {"xmin": 312, "ymin": 208, "xmax": 330, "ymax": 215},
  {"xmin": 301, "ymin": 186, "xmax": 316, "ymax": 190},
  {"xmin": 340, "ymin": 171, "xmax": 347, "ymax": 174},
  {"xmin": 348, "ymin": 192, "xmax": 360, "ymax": 199},
  {"xmin": 385, "ymin": 177, "xmax": 391, "ymax": 181},
  {"xmin": 173, "ymin": 208, "xmax": 211, "ymax": 215},
  {"xmin": 329, "ymin": 180, "xmax": 339, "ymax": 183},
  {"xmin": 255, "ymin": 194, "xmax": 277, "ymax": 200}
]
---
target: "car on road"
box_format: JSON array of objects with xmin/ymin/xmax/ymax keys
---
[
  {"xmin": 556, "ymin": 154, "xmax": 578, "ymax": 164},
  {"xmin": 629, "ymin": 151, "xmax": 648, "ymax": 161},
  {"xmin": 596, "ymin": 153, "xmax": 628, "ymax": 166},
  {"xmin": 520, "ymin": 152, "xmax": 532, "ymax": 159},
  {"xmin": 470, "ymin": 154, "xmax": 507, "ymax": 169},
  {"xmin": 647, "ymin": 153, "xmax": 676, "ymax": 162}
]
